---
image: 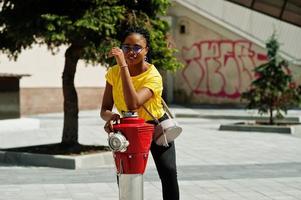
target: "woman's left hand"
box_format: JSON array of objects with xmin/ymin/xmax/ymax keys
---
[
  {"xmin": 104, "ymin": 113, "xmax": 120, "ymax": 134},
  {"xmin": 108, "ymin": 47, "xmax": 127, "ymax": 67}
]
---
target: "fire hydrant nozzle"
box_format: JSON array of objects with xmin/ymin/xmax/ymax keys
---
[{"xmin": 108, "ymin": 132, "xmax": 129, "ymax": 152}]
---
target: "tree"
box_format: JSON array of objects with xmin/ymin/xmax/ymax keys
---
[
  {"xmin": 0, "ymin": 0, "xmax": 182, "ymax": 148},
  {"xmin": 241, "ymin": 33, "xmax": 301, "ymax": 124}
]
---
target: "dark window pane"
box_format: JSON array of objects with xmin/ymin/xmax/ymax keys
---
[
  {"xmin": 227, "ymin": 0, "xmax": 254, "ymax": 7},
  {"xmin": 282, "ymin": 0, "xmax": 301, "ymax": 26},
  {"xmin": 180, "ymin": 25, "xmax": 186, "ymax": 34},
  {"xmin": 253, "ymin": 0, "xmax": 285, "ymax": 17}
]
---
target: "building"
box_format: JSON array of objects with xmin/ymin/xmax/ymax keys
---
[
  {"xmin": 0, "ymin": 0, "xmax": 300, "ymax": 115},
  {"xmin": 0, "ymin": 45, "xmax": 106, "ymax": 115},
  {"xmin": 167, "ymin": 0, "xmax": 301, "ymax": 105}
]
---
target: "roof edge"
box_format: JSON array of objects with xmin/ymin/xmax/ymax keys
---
[{"xmin": 0, "ymin": 73, "xmax": 31, "ymax": 78}]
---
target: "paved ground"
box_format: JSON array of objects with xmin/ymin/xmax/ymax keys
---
[{"xmin": 1, "ymin": 106, "xmax": 301, "ymax": 200}]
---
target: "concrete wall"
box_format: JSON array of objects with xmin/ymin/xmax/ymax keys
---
[
  {"xmin": 173, "ymin": 0, "xmax": 301, "ymax": 63},
  {"xmin": 169, "ymin": 1, "xmax": 301, "ymax": 105},
  {"xmin": 0, "ymin": 45, "xmax": 107, "ymax": 88},
  {"xmin": 20, "ymin": 87, "xmax": 104, "ymax": 115}
]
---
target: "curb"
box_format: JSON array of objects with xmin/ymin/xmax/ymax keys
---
[
  {"xmin": 175, "ymin": 113, "xmax": 301, "ymax": 122},
  {"xmin": 0, "ymin": 150, "xmax": 114, "ymax": 169},
  {"xmin": 219, "ymin": 122, "xmax": 301, "ymax": 134}
]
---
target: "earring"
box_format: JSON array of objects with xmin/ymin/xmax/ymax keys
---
[{"xmin": 144, "ymin": 56, "xmax": 148, "ymax": 61}]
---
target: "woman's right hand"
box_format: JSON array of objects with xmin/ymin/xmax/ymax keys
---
[
  {"xmin": 108, "ymin": 47, "xmax": 127, "ymax": 67},
  {"xmin": 104, "ymin": 113, "xmax": 120, "ymax": 134}
]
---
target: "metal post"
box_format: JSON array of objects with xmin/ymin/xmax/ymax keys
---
[{"xmin": 119, "ymin": 174, "xmax": 143, "ymax": 200}]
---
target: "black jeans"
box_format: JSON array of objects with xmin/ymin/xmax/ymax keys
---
[
  {"xmin": 150, "ymin": 141, "xmax": 179, "ymax": 200},
  {"xmin": 148, "ymin": 114, "xmax": 180, "ymax": 200}
]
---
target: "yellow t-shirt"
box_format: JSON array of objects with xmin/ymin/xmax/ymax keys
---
[{"xmin": 105, "ymin": 64, "xmax": 165, "ymax": 121}]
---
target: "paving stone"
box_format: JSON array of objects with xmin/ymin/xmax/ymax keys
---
[{"xmin": 1, "ymin": 107, "xmax": 301, "ymax": 199}]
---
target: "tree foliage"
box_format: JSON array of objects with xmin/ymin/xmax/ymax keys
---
[
  {"xmin": 241, "ymin": 33, "xmax": 301, "ymax": 124},
  {"xmin": 0, "ymin": 0, "xmax": 182, "ymax": 146},
  {"xmin": 0, "ymin": 0, "xmax": 182, "ymax": 70}
]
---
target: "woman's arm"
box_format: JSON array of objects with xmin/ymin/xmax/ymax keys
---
[
  {"xmin": 100, "ymin": 82, "xmax": 120, "ymax": 133},
  {"xmin": 100, "ymin": 82, "xmax": 114, "ymax": 121},
  {"xmin": 120, "ymin": 66, "xmax": 153, "ymax": 110}
]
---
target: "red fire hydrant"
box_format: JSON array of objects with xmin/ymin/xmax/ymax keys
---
[{"xmin": 108, "ymin": 112, "xmax": 154, "ymax": 200}]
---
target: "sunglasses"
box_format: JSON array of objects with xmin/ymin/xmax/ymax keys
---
[{"xmin": 121, "ymin": 44, "xmax": 145, "ymax": 54}]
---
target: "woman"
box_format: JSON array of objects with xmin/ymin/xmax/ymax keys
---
[{"xmin": 100, "ymin": 27, "xmax": 179, "ymax": 200}]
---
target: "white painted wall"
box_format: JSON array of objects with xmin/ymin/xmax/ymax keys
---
[
  {"xmin": 168, "ymin": 0, "xmax": 301, "ymax": 105},
  {"xmin": 0, "ymin": 45, "xmax": 107, "ymax": 88},
  {"xmin": 173, "ymin": 0, "xmax": 301, "ymax": 64}
]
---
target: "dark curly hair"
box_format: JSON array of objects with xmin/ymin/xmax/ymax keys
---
[{"xmin": 120, "ymin": 26, "xmax": 152, "ymax": 62}]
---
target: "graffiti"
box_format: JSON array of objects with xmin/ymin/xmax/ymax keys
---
[{"xmin": 181, "ymin": 40, "xmax": 267, "ymax": 99}]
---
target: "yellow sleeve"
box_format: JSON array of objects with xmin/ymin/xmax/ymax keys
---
[
  {"xmin": 105, "ymin": 67, "xmax": 114, "ymax": 85},
  {"xmin": 143, "ymin": 74, "xmax": 163, "ymax": 97}
]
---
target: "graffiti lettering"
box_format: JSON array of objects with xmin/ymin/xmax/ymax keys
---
[{"xmin": 181, "ymin": 40, "xmax": 267, "ymax": 99}]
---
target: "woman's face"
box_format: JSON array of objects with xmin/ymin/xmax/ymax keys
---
[{"xmin": 121, "ymin": 33, "xmax": 148, "ymax": 65}]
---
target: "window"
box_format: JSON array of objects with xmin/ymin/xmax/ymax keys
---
[
  {"xmin": 178, "ymin": 19, "xmax": 189, "ymax": 34},
  {"xmin": 180, "ymin": 25, "xmax": 186, "ymax": 34}
]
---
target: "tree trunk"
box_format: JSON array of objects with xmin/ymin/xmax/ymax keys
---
[
  {"xmin": 269, "ymin": 107, "xmax": 274, "ymax": 125},
  {"xmin": 61, "ymin": 44, "xmax": 83, "ymax": 146}
]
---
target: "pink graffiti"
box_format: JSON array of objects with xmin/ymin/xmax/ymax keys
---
[{"xmin": 181, "ymin": 40, "xmax": 267, "ymax": 99}]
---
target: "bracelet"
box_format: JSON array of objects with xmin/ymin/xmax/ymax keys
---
[{"xmin": 120, "ymin": 65, "xmax": 128, "ymax": 68}]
